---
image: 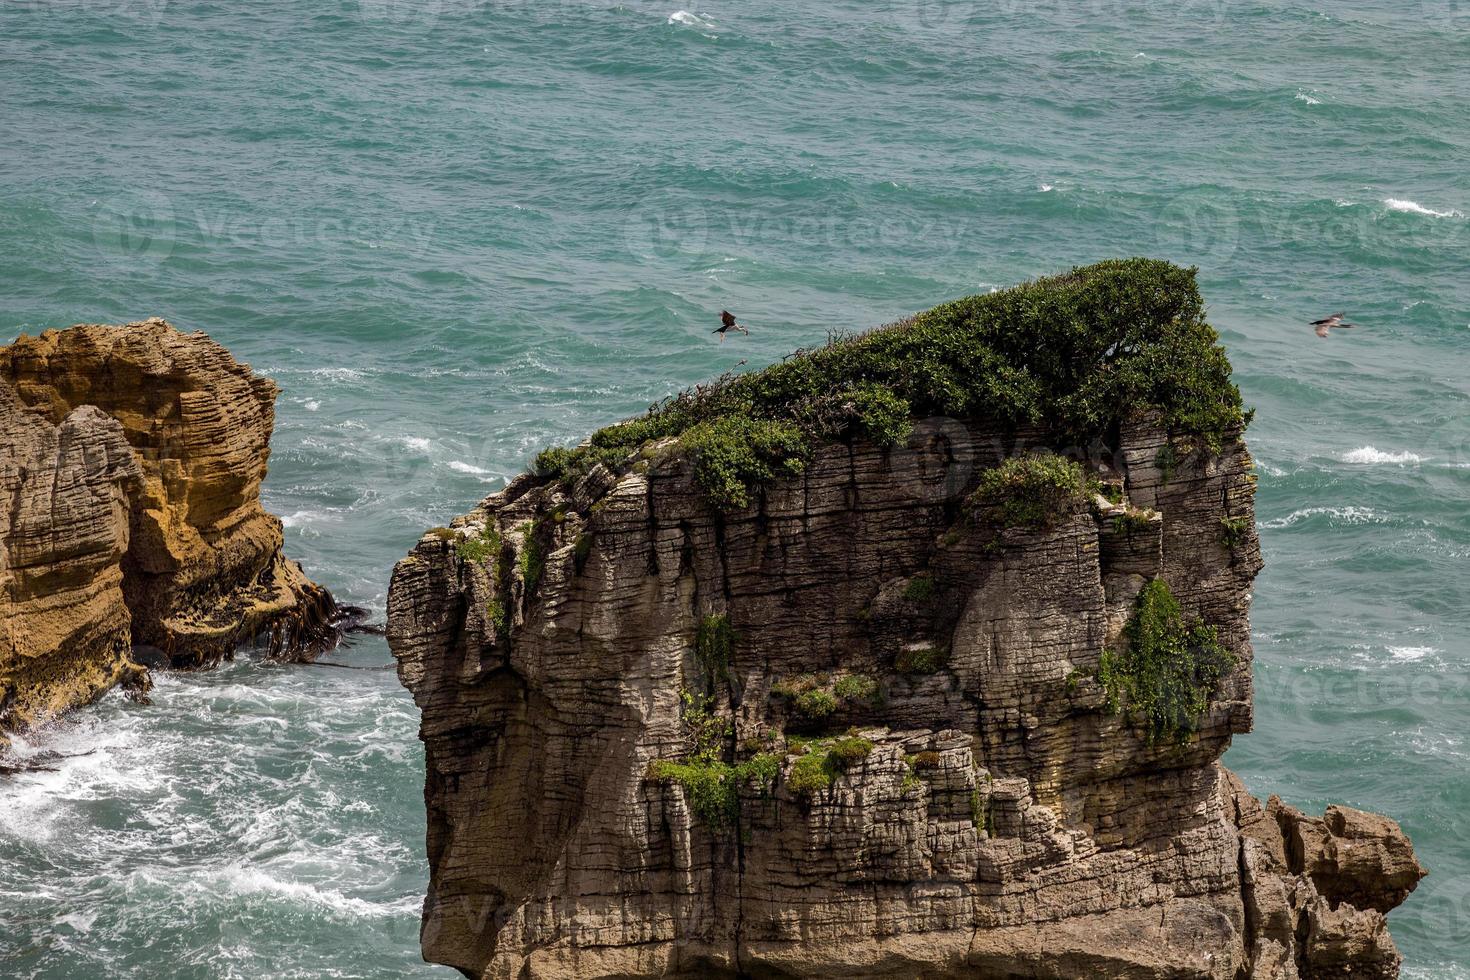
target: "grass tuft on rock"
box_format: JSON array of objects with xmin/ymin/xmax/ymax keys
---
[
  {"xmin": 1098, "ymin": 578, "xmax": 1234, "ymax": 744},
  {"xmin": 533, "ymin": 260, "xmax": 1246, "ymax": 508}
]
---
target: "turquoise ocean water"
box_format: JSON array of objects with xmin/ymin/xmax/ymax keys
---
[{"xmin": 1, "ymin": 1, "xmax": 1466, "ymax": 976}]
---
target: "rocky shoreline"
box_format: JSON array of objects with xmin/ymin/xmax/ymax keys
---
[{"xmin": 0, "ymin": 318, "xmax": 347, "ymax": 746}]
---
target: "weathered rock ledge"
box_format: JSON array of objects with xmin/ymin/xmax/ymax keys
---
[
  {"xmin": 1, "ymin": 319, "xmax": 341, "ymax": 742},
  {"xmin": 388, "ymin": 264, "xmax": 1424, "ymax": 979}
]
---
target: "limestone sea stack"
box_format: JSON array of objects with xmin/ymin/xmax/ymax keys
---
[
  {"xmin": 0, "ymin": 318, "xmax": 340, "ymax": 742},
  {"xmin": 387, "ymin": 260, "xmax": 1424, "ymax": 979}
]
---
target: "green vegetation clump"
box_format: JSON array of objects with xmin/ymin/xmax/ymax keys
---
[
  {"xmin": 814, "ymin": 382, "xmax": 913, "ymax": 447},
  {"xmin": 833, "ymin": 674, "xmax": 880, "ymax": 702},
  {"xmin": 695, "ymin": 613, "xmax": 736, "ymax": 683},
  {"xmin": 971, "ymin": 453, "xmax": 1090, "ymax": 529},
  {"xmin": 786, "ymin": 735, "xmax": 875, "ymax": 796},
  {"xmin": 679, "ymin": 416, "xmax": 810, "ymax": 511},
  {"xmin": 1155, "ymin": 442, "xmax": 1182, "ymax": 481},
  {"xmin": 427, "ymin": 526, "xmax": 457, "ymax": 542},
  {"xmin": 455, "ymin": 524, "xmax": 502, "ymax": 566},
  {"xmin": 485, "ymin": 598, "xmax": 508, "ymax": 639},
  {"xmin": 645, "ymin": 690, "xmax": 779, "ymax": 829},
  {"xmin": 1219, "ymin": 515, "xmax": 1252, "ymax": 548},
  {"xmin": 908, "ymin": 750, "xmax": 941, "ymax": 770},
  {"xmin": 902, "ymin": 573, "xmax": 937, "ymax": 601},
  {"xmin": 895, "ymin": 644, "xmax": 949, "ymax": 675},
  {"xmin": 776, "ymin": 672, "xmax": 881, "ymax": 721},
  {"xmin": 534, "ymin": 260, "xmax": 1246, "ymax": 507},
  {"xmin": 517, "ymin": 521, "xmax": 547, "ymax": 593},
  {"xmin": 1111, "ymin": 508, "xmax": 1155, "ymax": 537},
  {"xmin": 793, "ymin": 688, "xmax": 838, "ymax": 721},
  {"xmin": 1098, "ymin": 578, "xmax": 1234, "ymax": 744}
]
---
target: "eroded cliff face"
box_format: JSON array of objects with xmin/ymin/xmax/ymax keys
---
[
  {"xmin": 388, "ymin": 259, "xmax": 1423, "ymax": 979},
  {"xmin": 0, "ymin": 318, "xmax": 338, "ymax": 739},
  {"xmin": 389, "ymin": 410, "xmax": 1423, "ymax": 980}
]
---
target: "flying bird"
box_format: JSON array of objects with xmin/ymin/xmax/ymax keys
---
[
  {"xmin": 1310, "ymin": 312, "xmax": 1356, "ymax": 338},
  {"xmin": 714, "ymin": 310, "xmax": 748, "ymax": 343}
]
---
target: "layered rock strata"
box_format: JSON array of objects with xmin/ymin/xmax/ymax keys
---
[
  {"xmin": 1, "ymin": 319, "xmax": 339, "ymax": 739},
  {"xmin": 388, "ymin": 268, "xmax": 1423, "ymax": 979}
]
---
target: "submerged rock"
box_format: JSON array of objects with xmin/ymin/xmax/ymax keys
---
[
  {"xmin": 0, "ymin": 318, "xmax": 341, "ymax": 742},
  {"xmin": 387, "ymin": 261, "xmax": 1424, "ymax": 978}
]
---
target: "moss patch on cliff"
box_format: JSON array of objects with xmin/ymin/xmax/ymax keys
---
[
  {"xmin": 533, "ymin": 259, "xmax": 1245, "ymax": 508},
  {"xmin": 1098, "ymin": 578, "xmax": 1234, "ymax": 744}
]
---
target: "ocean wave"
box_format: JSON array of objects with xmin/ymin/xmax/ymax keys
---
[
  {"xmin": 1261, "ymin": 506, "xmax": 1384, "ymax": 529},
  {"xmin": 1341, "ymin": 446, "xmax": 1425, "ymax": 465},
  {"xmin": 1294, "ymin": 91, "xmax": 1321, "ymax": 105},
  {"xmin": 397, "ymin": 436, "xmax": 432, "ymax": 453},
  {"xmin": 217, "ymin": 868, "xmax": 420, "ymax": 919},
  {"xmin": 447, "ymin": 460, "xmax": 489, "ymax": 475},
  {"xmin": 1383, "ymin": 198, "xmax": 1464, "ymax": 219}
]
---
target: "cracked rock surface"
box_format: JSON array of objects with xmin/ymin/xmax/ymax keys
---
[
  {"xmin": 389, "ymin": 412, "xmax": 1424, "ymax": 978},
  {"xmin": 1, "ymin": 319, "xmax": 337, "ymax": 742}
]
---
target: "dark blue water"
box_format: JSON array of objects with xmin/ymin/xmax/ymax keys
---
[{"xmin": 2, "ymin": 1, "xmax": 1466, "ymax": 975}]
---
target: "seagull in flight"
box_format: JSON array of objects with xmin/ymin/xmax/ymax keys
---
[
  {"xmin": 714, "ymin": 310, "xmax": 748, "ymax": 343},
  {"xmin": 1310, "ymin": 312, "xmax": 1356, "ymax": 338}
]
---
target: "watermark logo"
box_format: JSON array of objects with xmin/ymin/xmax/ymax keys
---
[
  {"xmin": 91, "ymin": 190, "xmax": 176, "ymax": 268},
  {"xmin": 1155, "ymin": 191, "xmax": 1239, "ymax": 268},
  {"xmin": 623, "ymin": 190, "xmax": 710, "ymax": 262}
]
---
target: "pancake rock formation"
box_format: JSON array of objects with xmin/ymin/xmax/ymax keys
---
[
  {"xmin": 388, "ymin": 261, "xmax": 1424, "ymax": 979},
  {"xmin": 1, "ymin": 318, "xmax": 340, "ymax": 742}
]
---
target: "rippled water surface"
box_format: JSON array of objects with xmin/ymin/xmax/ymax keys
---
[{"xmin": 1, "ymin": 1, "xmax": 1467, "ymax": 975}]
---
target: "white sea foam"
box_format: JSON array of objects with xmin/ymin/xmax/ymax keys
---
[
  {"xmin": 447, "ymin": 460, "xmax": 489, "ymax": 475},
  {"xmin": 1383, "ymin": 198, "xmax": 1464, "ymax": 219},
  {"xmin": 307, "ymin": 367, "xmax": 366, "ymax": 382},
  {"xmin": 303, "ymin": 399, "xmax": 320, "ymax": 412},
  {"xmin": 1341, "ymin": 446, "xmax": 1425, "ymax": 465},
  {"xmin": 1389, "ymin": 646, "xmax": 1436, "ymax": 662},
  {"xmin": 1261, "ymin": 506, "xmax": 1383, "ymax": 529},
  {"xmin": 667, "ymin": 10, "xmax": 713, "ymax": 28},
  {"xmin": 1038, "ymin": 183, "xmax": 1054, "ymax": 192},
  {"xmin": 398, "ymin": 436, "xmax": 432, "ymax": 453},
  {"xmin": 215, "ymin": 868, "xmax": 415, "ymax": 919},
  {"xmin": 1294, "ymin": 91, "xmax": 1321, "ymax": 105}
]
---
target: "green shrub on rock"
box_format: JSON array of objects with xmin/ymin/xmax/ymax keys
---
[
  {"xmin": 680, "ymin": 416, "xmax": 810, "ymax": 511},
  {"xmin": 532, "ymin": 260, "xmax": 1246, "ymax": 510},
  {"xmin": 971, "ymin": 454, "xmax": 1090, "ymax": 529}
]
